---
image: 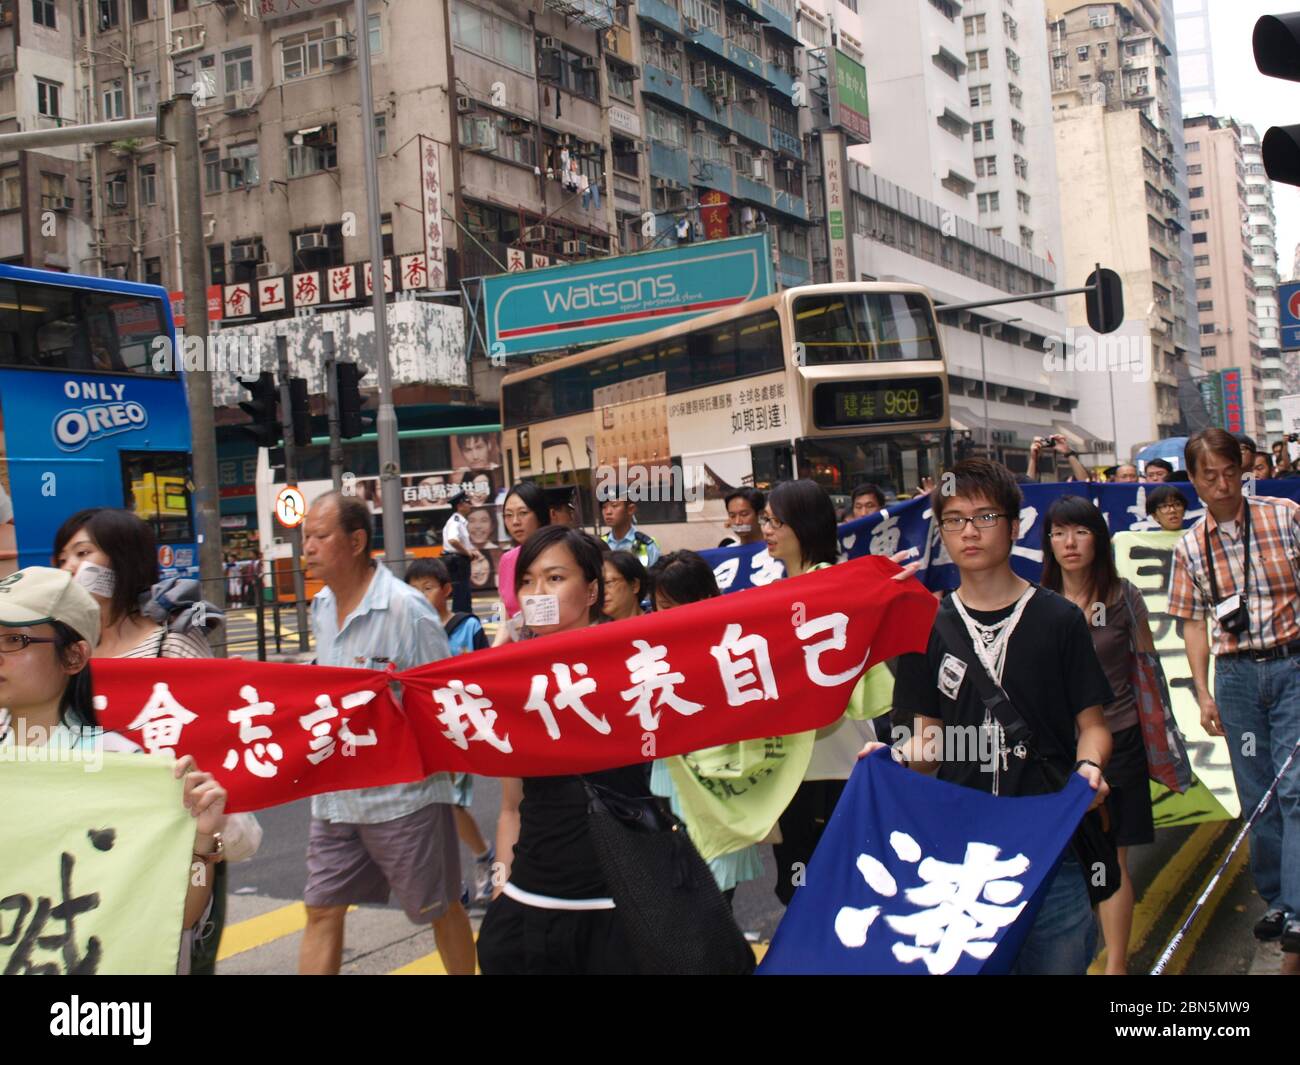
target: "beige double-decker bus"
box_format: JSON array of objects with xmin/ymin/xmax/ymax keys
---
[{"xmin": 499, "ymin": 282, "xmax": 950, "ymax": 550}]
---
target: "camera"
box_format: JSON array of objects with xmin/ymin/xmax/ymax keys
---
[{"xmin": 1214, "ymin": 594, "xmax": 1250, "ymax": 636}]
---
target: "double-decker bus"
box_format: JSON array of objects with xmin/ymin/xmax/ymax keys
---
[
  {"xmin": 499, "ymin": 282, "xmax": 950, "ymax": 549},
  {"xmin": 0, "ymin": 264, "xmax": 197, "ymax": 577}
]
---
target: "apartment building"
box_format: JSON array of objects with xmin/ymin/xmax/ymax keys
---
[
  {"xmin": 1048, "ymin": 0, "xmax": 1206, "ymax": 458},
  {"xmin": 1240, "ymin": 122, "xmax": 1285, "ymax": 444}
]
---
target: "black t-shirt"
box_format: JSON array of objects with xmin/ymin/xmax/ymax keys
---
[
  {"xmin": 893, "ymin": 585, "xmax": 1114, "ymax": 797},
  {"xmin": 509, "ymin": 763, "xmax": 651, "ymax": 900}
]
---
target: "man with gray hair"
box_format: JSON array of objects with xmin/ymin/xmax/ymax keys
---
[{"xmin": 297, "ymin": 490, "xmax": 475, "ymax": 975}]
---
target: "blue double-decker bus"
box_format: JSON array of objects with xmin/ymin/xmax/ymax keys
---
[{"xmin": 0, "ymin": 264, "xmax": 197, "ymax": 578}]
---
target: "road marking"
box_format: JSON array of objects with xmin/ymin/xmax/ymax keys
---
[
  {"xmin": 1161, "ymin": 843, "xmax": 1250, "ymax": 977},
  {"xmin": 1088, "ymin": 821, "xmax": 1229, "ymax": 975},
  {"xmin": 218, "ymin": 902, "xmax": 357, "ymax": 962}
]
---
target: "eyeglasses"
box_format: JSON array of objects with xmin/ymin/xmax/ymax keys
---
[
  {"xmin": 1048, "ymin": 526, "xmax": 1095, "ymax": 541},
  {"xmin": 0, "ymin": 633, "xmax": 58, "ymax": 654},
  {"xmin": 1155, "ymin": 502, "xmax": 1186, "ymax": 512},
  {"xmin": 758, "ymin": 514, "xmax": 783, "ymax": 529},
  {"xmin": 938, "ymin": 513, "xmax": 1007, "ymax": 533}
]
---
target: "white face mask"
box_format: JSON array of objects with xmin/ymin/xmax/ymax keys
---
[
  {"xmin": 74, "ymin": 562, "xmax": 117, "ymax": 599},
  {"xmin": 522, "ymin": 594, "xmax": 560, "ymax": 627},
  {"xmin": 731, "ymin": 523, "xmax": 753, "ymax": 534}
]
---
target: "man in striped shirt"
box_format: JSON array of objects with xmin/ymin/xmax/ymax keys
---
[
  {"xmin": 297, "ymin": 491, "xmax": 475, "ymax": 975},
  {"xmin": 1169, "ymin": 428, "xmax": 1300, "ymax": 961}
]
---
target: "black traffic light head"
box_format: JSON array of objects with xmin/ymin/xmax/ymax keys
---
[
  {"xmin": 1085, "ymin": 267, "xmax": 1124, "ymax": 334},
  {"xmin": 1254, "ymin": 14, "xmax": 1300, "ymax": 185},
  {"xmin": 238, "ymin": 371, "xmax": 280, "ymax": 448},
  {"xmin": 335, "ymin": 361, "xmax": 370, "ymax": 439},
  {"xmin": 289, "ymin": 376, "xmax": 311, "ymax": 448}
]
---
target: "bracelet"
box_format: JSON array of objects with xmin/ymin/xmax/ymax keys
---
[
  {"xmin": 1063, "ymin": 450, "xmax": 1077, "ymax": 458},
  {"xmin": 1073, "ymin": 758, "xmax": 1101, "ymax": 773}
]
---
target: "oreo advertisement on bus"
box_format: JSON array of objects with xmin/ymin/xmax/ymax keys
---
[
  {"xmin": 484, "ymin": 233, "xmax": 775, "ymax": 357},
  {"xmin": 0, "ymin": 369, "xmax": 198, "ymax": 579}
]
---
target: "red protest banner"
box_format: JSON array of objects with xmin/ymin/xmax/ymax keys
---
[{"xmin": 93, "ymin": 556, "xmax": 936, "ymax": 812}]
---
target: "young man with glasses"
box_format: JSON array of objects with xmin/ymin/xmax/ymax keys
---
[
  {"xmin": 862, "ymin": 458, "xmax": 1114, "ymax": 974},
  {"xmin": 1169, "ymin": 428, "xmax": 1300, "ymax": 964}
]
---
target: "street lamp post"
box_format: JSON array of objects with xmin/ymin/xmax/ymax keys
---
[{"xmin": 976, "ymin": 317, "xmax": 1020, "ymax": 459}]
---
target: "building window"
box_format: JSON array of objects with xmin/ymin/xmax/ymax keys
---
[
  {"xmin": 0, "ymin": 168, "xmax": 20, "ymax": 210},
  {"xmin": 458, "ymin": 112, "xmax": 537, "ymax": 165},
  {"xmin": 1006, "ymin": 49, "xmax": 1020, "ymax": 75},
  {"xmin": 975, "ymin": 155, "xmax": 996, "ymax": 177},
  {"xmin": 226, "ymin": 142, "xmax": 260, "ymax": 189},
  {"xmin": 1187, "ymin": 140, "xmax": 1199, "ymax": 152},
  {"xmin": 291, "ymin": 223, "xmax": 345, "ymax": 270},
  {"xmin": 1010, "ymin": 119, "xmax": 1025, "ymax": 145},
  {"xmin": 281, "ymin": 28, "xmax": 326, "ymax": 81},
  {"xmin": 972, "ymin": 120, "xmax": 993, "ymax": 142},
  {"xmin": 203, "ymin": 149, "xmax": 221, "ymax": 194},
  {"xmin": 98, "ymin": 0, "xmax": 119, "ymax": 30},
  {"xmin": 796, "ymin": 11, "xmax": 827, "ymax": 48},
  {"xmin": 287, "ymin": 125, "xmax": 338, "ymax": 178},
  {"xmin": 646, "ymin": 106, "xmax": 686, "ymax": 148},
  {"xmin": 1076, "ymin": 45, "xmax": 1089, "ymax": 61},
  {"xmin": 36, "ymin": 78, "xmax": 62, "ymax": 119},
  {"xmin": 969, "ymin": 84, "xmax": 991, "ymax": 107},
  {"xmin": 131, "ymin": 0, "xmax": 148, "ymax": 21},
  {"xmin": 642, "ymin": 28, "xmax": 684, "ymax": 75},
  {"xmin": 1196, "ymin": 277, "xmax": 1212, "ymax": 290},
  {"xmin": 1013, "ymin": 154, "xmax": 1028, "ymax": 179},
  {"xmin": 682, "ymin": 0, "xmax": 722, "ymax": 32},
  {"xmin": 39, "ymin": 171, "xmax": 65, "ymax": 210},
  {"xmin": 770, "ymin": 100, "xmax": 797, "ymax": 138},
  {"xmin": 1187, "ymin": 164, "xmax": 1203, "ymax": 176},
  {"xmin": 928, "ymin": 0, "xmax": 957, "ymax": 20},
  {"xmin": 1016, "ymin": 190, "xmax": 1030, "ymax": 213},
  {"xmin": 1197, "ymin": 300, "xmax": 1214, "ymax": 312},
  {"xmin": 33, "ymin": 0, "xmax": 56, "ymax": 28},
  {"xmin": 134, "ymin": 71, "xmax": 154, "ymax": 115},
  {"xmin": 208, "ymin": 245, "xmax": 225, "ymax": 286},
  {"xmin": 538, "ymin": 38, "xmax": 599, "ymax": 99},
  {"xmin": 144, "ymin": 257, "xmax": 162, "ymax": 286},
  {"xmin": 1201, "ymin": 345, "xmax": 1215, "ymax": 358},
  {"xmin": 224, "ymin": 46, "xmax": 255, "ymax": 94},
  {"xmin": 1190, "ymin": 186, "xmax": 1203, "ymax": 198},
  {"xmin": 966, "ymin": 49, "xmax": 988, "ymax": 71},
  {"xmin": 374, "ymin": 113, "xmax": 387, "ymax": 155},
  {"xmin": 608, "ymin": 61, "xmax": 635, "ymax": 101},
  {"xmin": 1190, "ymin": 209, "xmax": 1209, "ymax": 221},
  {"xmin": 1019, "ymin": 225, "xmax": 1033, "ymax": 248},
  {"xmin": 452, "ymin": 1, "xmax": 532, "ymax": 71},
  {"xmin": 368, "ymin": 12, "xmax": 382, "ymax": 54},
  {"xmin": 105, "ymin": 171, "xmax": 128, "ymax": 209},
  {"xmin": 978, "ymin": 192, "xmax": 999, "ymax": 213},
  {"xmin": 1194, "ymin": 254, "xmax": 1209, "ymax": 266},
  {"xmin": 937, "ymin": 111, "xmax": 969, "ymax": 138},
  {"xmin": 102, "ymin": 79, "xmax": 125, "ymax": 120},
  {"xmin": 964, "ymin": 13, "xmax": 985, "ymax": 35},
  {"xmin": 1199, "ymin": 322, "xmax": 1215, "ymax": 334},
  {"xmin": 139, "ymin": 163, "xmax": 157, "ymax": 206},
  {"xmin": 1008, "ymin": 84, "xmax": 1022, "ymax": 108}
]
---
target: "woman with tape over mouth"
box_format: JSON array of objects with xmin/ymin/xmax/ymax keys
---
[
  {"xmin": 478, "ymin": 524, "xmax": 648, "ymax": 975},
  {"xmin": 52, "ymin": 506, "xmax": 261, "ymax": 974}
]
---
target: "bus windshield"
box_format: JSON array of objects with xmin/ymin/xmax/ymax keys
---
[{"xmin": 793, "ymin": 291, "xmax": 940, "ymax": 365}]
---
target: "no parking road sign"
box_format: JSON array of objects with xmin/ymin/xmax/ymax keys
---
[{"xmin": 275, "ymin": 486, "xmax": 306, "ymax": 529}]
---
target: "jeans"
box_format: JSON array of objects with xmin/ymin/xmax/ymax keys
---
[
  {"xmin": 1011, "ymin": 857, "xmax": 1097, "ymax": 975},
  {"xmin": 1214, "ymin": 654, "xmax": 1300, "ymax": 915}
]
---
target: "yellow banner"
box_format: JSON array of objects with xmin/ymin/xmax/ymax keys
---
[
  {"xmin": 0, "ymin": 751, "xmax": 194, "ymax": 974},
  {"xmin": 1112, "ymin": 530, "xmax": 1237, "ymax": 824}
]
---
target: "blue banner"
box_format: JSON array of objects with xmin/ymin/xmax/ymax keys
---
[
  {"xmin": 758, "ymin": 750, "xmax": 1093, "ymax": 975},
  {"xmin": 483, "ymin": 233, "xmax": 774, "ymax": 357},
  {"xmin": 702, "ymin": 481, "xmax": 1300, "ymax": 594}
]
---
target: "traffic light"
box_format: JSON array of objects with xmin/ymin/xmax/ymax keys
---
[
  {"xmin": 289, "ymin": 376, "xmax": 311, "ymax": 448},
  {"xmin": 1254, "ymin": 14, "xmax": 1300, "ymax": 185},
  {"xmin": 1085, "ymin": 266, "xmax": 1124, "ymax": 334},
  {"xmin": 238, "ymin": 371, "xmax": 279, "ymax": 448},
  {"xmin": 335, "ymin": 361, "xmax": 369, "ymax": 439}
]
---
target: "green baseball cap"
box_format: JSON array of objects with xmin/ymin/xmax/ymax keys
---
[{"xmin": 0, "ymin": 566, "xmax": 101, "ymax": 647}]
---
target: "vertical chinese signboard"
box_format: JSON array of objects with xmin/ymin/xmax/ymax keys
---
[
  {"xmin": 1198, "ymin": 372, "xmax": 1225, "ymax": 429},
  {"xmin": 1220, "ymin": 367, "xmax": 1244, "ymax": 433},
  {"xmin": 419, "ymin": 136, "xmax": 446, "ymax": 289},
  {"xmin": 830, "ymin": 49, "xmax": 871, "ymax": 143},
  {"xmin": 699, "ymin": 190, "xmax": 731, "ymax": 240},
  {"xmin": 821, "ymin": 129, "xmax": 852, "ymax": 283}
]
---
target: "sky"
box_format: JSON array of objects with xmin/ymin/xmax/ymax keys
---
[{"xmin": 1189, "ymin": 0, "xmax": 1300, "ymax": 279}]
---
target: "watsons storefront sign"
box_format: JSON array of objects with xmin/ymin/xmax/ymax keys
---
[
  {"xmin": 53, "ymin": 381, "xmax": 149, "ymax": 452},
  {"xmin": 484, "ymin": 233, "xmax": 774, "ymax": 357}
]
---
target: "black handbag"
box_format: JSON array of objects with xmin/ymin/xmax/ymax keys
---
[
  {"xmin": 582, "ymin": 778, "xmax": 756, "ymax": 975},
  {"xmin": 932, "ymin": 610, "xmax": 1121, "ymax": 907}
]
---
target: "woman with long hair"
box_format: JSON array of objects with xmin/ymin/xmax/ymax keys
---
[
  {"xmin": 1041, "ymin": 494, "xmax": 1155, "ymax": 975},
  {"xmin": 762, "ymin": 479, "xmax": 900, "ymax": 907},
  {"xmin": 492, "ymin": 482, "xmax": 551, "ymax": 647},
  {"xmin": 479, "ymin": 525, "xmax": 646, "ymax": 974}
]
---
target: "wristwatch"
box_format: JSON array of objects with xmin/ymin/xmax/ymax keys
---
[
  {"xmin": 1073, "ymin": 759, "xmax": 1102, "ymax": 773},
  {"xmin": 193, "ymin": 832, "xmax": 225, "ymax": 864}
]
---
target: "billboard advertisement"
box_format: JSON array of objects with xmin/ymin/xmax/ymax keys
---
[
  {"xmin": 831, "ymin": 49, "xmax": 871, "ymax": 143},
  {"xmin": 483, "ymin": 233, "xmax": 774, "ymax": 357}
]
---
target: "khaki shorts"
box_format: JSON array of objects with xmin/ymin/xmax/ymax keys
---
[{"xmin": 304, "ymin": 803, "xmax": 461, "ymax": 924}]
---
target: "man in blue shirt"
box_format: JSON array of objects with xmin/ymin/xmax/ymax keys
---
[
  {"xmin": 601, "ymin": 492, "xmax": 660, "ymax": 568},
  {"xmin": 297, "ymin": 491, "xmax": 476, "ymax": 975}
]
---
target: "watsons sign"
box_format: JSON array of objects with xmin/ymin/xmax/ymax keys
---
[
  {"xmin": 484, "ymin": 233, "xmax": 774, "ymax": 357},
  {"xmin": 53, "ymin": 381, "xmax": 149, "ymax": 452}
]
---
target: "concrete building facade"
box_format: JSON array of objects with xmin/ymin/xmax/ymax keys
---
[{"xmin": 1240, "ymin": 122, "xmax": 1286, "ymax": 444}]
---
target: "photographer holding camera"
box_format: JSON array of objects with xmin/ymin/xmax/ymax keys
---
[
  {"xmin": 1027, "ymin": 434, "xmax": 1092, "ymax": 483},
  {"xmin": 1169, "ymin": 428, "xmax": 1300, "ymax": 964}
]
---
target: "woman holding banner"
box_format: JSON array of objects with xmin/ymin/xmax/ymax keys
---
[
  {"xmin": 479, "ymin": 526, "xmax": 646, "ymax": 974},
  {"xmin": 1042, "ymin": 495, "xmax": 1156, "ymax": 975},
  {"xmin": 0, "ymin": 566, "xmax": 228, "ymax": 974}
]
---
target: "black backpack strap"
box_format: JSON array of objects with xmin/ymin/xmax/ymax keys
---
[{"xmin": 444, "ymin": 612, "xmax": 471, "ymax": 637}]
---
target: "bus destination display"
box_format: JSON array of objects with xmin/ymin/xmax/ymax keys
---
[{"xmin": 813, "ymin": 376, "xmax": 945, "ymax": 429}]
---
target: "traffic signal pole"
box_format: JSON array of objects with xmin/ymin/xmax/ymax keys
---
[
  {"xmin": 324, "ymin": 332, "xmax": 344, "ymax": 493},
  {"xmin": 276, "ymin": 335, "xmax": 310, "ymax": 653}
]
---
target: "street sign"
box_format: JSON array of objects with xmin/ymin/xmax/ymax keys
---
[
  {"xmin": 1278, "ymin": 280, "xmax": 1300, "ymax": 350},
  {"xmin": 1281, "ymin": 392, "xmax": 1300, "ymax": 437},
  {"xmin": 275, "ymin": 486, "xmax": 306, "ymax": 529}
]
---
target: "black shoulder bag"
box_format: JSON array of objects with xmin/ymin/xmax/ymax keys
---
[
  {"xmin": 582, "ymin": 777, "xmax": 755, "ymax": 975},
  {"xmin": 932, "ymin": 609, "xmax": 1120, "ymax": 906}
]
